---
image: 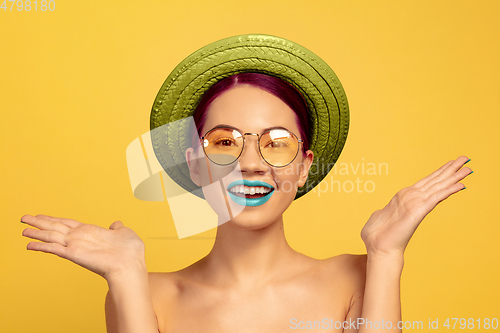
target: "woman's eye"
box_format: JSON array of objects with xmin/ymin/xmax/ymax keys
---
[
  {"xmin": 266, "ymin": 140, "xmax": 289, "ymax": 148},
  {"xmin": 214, "ymin": 138, "xmax": 236, "ymax": 147}
]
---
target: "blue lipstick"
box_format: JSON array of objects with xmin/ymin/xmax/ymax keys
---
[{"xmin": 226, "ymin": 180, "xmax": 274, "ymax": 207}]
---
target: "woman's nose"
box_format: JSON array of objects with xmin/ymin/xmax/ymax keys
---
[{"xmin": 238, "ymin": 134, "xmax": 269, "ymax": 173}]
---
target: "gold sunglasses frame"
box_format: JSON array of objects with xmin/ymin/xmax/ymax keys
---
[{"xmin": 200, "ymin": 127, "xmax": 304, "ymax": 168}]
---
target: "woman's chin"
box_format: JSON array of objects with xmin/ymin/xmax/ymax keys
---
[{"xmin": 219, "ymin": 210, "xmax": 281, "ymax": 231}]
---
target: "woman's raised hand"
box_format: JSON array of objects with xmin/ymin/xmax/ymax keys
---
[
  {"xmin": 21, "ymin": 215, "xmax": 147, "ymax": 281},
  {"xmin": 361, "ymin": 156, "xmax": 472, "ymax": 258}
]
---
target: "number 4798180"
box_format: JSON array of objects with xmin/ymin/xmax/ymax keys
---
[{"xmin": 1, "ymin": 0, "xmax": 55, "ymax": 11}]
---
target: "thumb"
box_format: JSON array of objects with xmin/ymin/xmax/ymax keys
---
[{"xmin": 109, "ymin": 220, "xmax": 124, "ymax": 230}]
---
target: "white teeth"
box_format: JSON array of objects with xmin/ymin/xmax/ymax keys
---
[{"xmin": 229, "ymin": 185, "xmax": 272, "ymax": 195}]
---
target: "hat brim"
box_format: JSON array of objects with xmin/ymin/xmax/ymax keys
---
[{"xmin": 150, "ymin": 34, "xmax": 349, "ymax": 200}]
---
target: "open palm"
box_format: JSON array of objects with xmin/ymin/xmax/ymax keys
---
[
  {"xmin": 21, "ymin": 215, "xmax": 146, "ymax": 280},
  {"xmin": 361, "ymin": 156, "xmax": 472, "ymax": 256}
]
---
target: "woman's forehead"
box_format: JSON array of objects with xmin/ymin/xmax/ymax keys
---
[{"xmin": 202, "ymin": 85, "xmax": 300, "ymax": 135}]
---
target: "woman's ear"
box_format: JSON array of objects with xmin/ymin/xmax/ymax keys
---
[
  {"xmin": 297, "ymin": 150, "xmax": 314, "ymax": 188},
  {"xmin": 186, "ymin": 147, "xmax": 201, "ymax": 186}
]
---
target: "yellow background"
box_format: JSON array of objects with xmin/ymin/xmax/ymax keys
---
[{"xmin": 1, "ymin": 0, "xmax": 498, "ymax": 332}]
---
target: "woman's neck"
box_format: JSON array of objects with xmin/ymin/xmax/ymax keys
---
[{"xmin": 198, "ymin": 215, "xmax": 302, "ymax": 289}]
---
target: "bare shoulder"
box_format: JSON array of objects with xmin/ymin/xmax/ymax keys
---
[
  {"xmin": 321, "ymin": 254, "xmax": 367, "ymax": 310},
  {"xmin": 338, "ymin": 253, "xmax": 367, "ymax": 274},
  {"xmin": 320, "ymin": 254, "xmax": 367, "ymax": 287},
  {"xmin": 321, "ymin": 253, "xmax": 366, "ymax": 269},
  {"xmin": 148, "ymin": 271, "xmax": 184, "ymax": 305},
  {"xmin": 148, "ymin": 271, "xmax": 179, "ymax": 291}
]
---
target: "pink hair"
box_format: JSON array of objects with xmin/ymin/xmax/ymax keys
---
[{"xmin": 193, "ymin": 72, "xmax": 311, "ymax": 152}]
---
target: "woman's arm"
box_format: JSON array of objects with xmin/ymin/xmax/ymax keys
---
[
  {"xmin": 21, "ymin": 215, "xmax": 160, "ymax": 333},
  {"xmin": 105, "ymin": 268, "xmax": 159, "ymax": 333},
  {"xmin": 356, "ymin": 156, "xmax": 472, "ymax": 332},
  {"xmin": 357, "ymin": 253, "xmax": 403, "ymax": 332}
]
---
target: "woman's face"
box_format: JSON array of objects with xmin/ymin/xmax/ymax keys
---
[{"xmin": 186, "ymin": 85, "xmax": 314, "ymax": 230}]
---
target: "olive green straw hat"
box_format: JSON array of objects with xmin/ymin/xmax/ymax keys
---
[{"xmin": 150, "ymin": 34, "xmax": 349, "ymax": 200}]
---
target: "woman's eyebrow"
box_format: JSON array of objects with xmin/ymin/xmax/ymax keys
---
[
  {"xmin": 262, "ymin": 126, "xmax": 291, "ymax": 133},
  {"xmin": 211, "ymin": 124, "xmax": 238, "ymax": 131},
  {"xmin": 212, "ymin": 124, "xmax": 291, "ymax": 134}
]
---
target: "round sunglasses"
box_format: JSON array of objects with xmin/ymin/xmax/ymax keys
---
[{"xmin": 200, "ymin": 126, "xmax": 304, "ymax": 168}]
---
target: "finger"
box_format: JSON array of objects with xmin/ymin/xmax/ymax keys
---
[
  {"xmin": 425, "ymin": 166, "xmax": 472, "ymax": 195},
  {"xmin": 26, "ymin": 241, "xmax": 69, "ymax": 259},
  {"xmin": 412, "ymin": 160, "xmax": 454, "ymax": 188},
  {"xmin": 423, "ymin": 182, "xmax": 466, "ymax": 211},
  {"xmin": 421, "ymin": 156, "xmax": 470, "ymax": 191},
  {"xmin": 109, "ymin": 221, "xmax": 124, "ymax": 230},
  {"xmin": 22, "ymin": 227, "xmax": 67, "ymax": 246},
  {"xmin": 33, "ymin": 214, "xmax": 82, "ymax": 228},
  {"xmin": 21, "ymin": 215, "xmax": 71, "ymax": 234}
]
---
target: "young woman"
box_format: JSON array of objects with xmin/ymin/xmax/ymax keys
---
[{"xmin": 21, "ymin": 35, "xmax": 472, "ymax": 333}]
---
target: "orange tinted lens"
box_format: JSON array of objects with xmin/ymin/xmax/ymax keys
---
[
  {"xmin": 204, "ymin": 128, "xmax": 243, "ymax": 165},
  {"xmin": 260, "ymin": 129, "xmax": 299, "ymax": 167}
]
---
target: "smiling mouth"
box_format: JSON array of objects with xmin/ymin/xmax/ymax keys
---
[{"xmin": 228, "ymin": 185, "xmax": 275, "ymax": 198}]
